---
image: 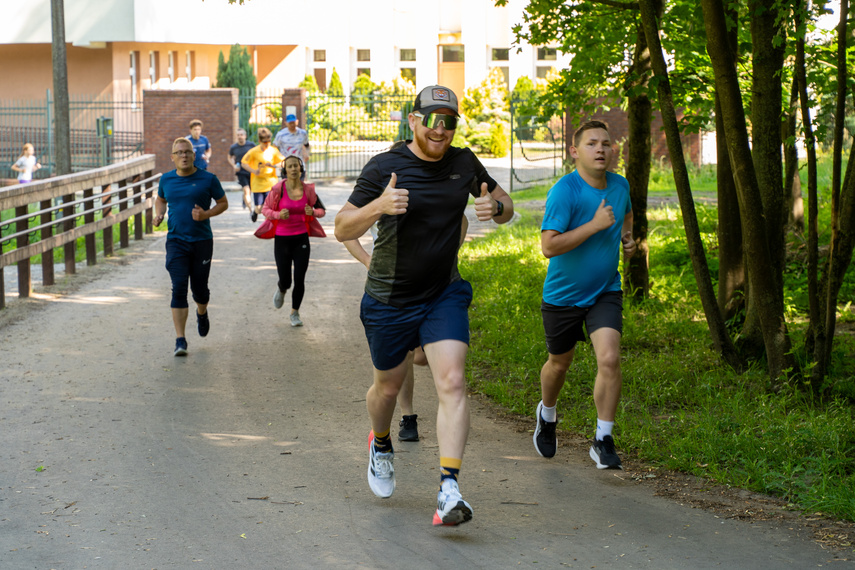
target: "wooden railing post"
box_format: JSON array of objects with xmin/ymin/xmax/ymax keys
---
[
  {"xmin": 119, "ymin": 179, "xmax": 130, "ymax": 249},
  {"xmin": 102, "ymin": 183, "xmax": 114, "ymax": 257},
  {"xmin": 62, "ymin": 194, "xmax": 76, "ymax": 275},
  {"xmin": 15, "ymin": 205, "xmax": 31, "ymax": 298},
  {"xmin": 133, "ymin": 175, "xmax": 143, "ymax": 241},
  {"xmin": 39, "ymin": 199, "xmax": 55, "ymax": 286},
  {"xmin": 83, "ymin": 187, "xmax": 97, "ymax": 265},
  {"xmin": 0, "ymin": 268, "xmax": 5, "ymax": 310},
  {"xmin": 144, "ymin": 170, "xmax": 154, "ymax": 234}
]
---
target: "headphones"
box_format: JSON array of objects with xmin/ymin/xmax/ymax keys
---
[{"xmin": 280, "ymin": 156, "xmax": 305, "ymax": 178}]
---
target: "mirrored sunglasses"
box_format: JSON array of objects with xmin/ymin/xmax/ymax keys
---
[{"xmin": 414, "ymin": 112, "xmax": 458, "ymax": 130}]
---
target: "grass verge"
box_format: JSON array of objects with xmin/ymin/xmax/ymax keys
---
[{"xmin": 461, "ymin": 185, "xmax": 855, "ymax": 523}]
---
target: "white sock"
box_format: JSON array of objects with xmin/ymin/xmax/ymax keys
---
[
  {"xmin": 596, "ymin": 419, "xmax": 614, "ymax": 441},
  {"xmin": 540, "ymin": 402, "xmax": 557, "ymax": 423}
]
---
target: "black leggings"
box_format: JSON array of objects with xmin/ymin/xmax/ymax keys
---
[{"xmin": 274, "ymin": 233, "xmax": 310, "ymax": 310}]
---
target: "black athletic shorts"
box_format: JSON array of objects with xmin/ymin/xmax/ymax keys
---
[{"xmin": 541, "ymin": 290, "xmax": 623, "ymax": 355}]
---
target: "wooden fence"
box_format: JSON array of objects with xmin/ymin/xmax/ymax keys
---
[{"xmin": 0, "ymin": 155, "xmax": 160, "ymax": 309}]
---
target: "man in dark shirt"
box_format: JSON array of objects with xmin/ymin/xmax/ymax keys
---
[
  {"xmin": 228, "ymin": 128, "xmax": 255, "ymax": 209},
  {"xmin": 335, "ymin": 85, "xmax": 513, "ymax": 526}
]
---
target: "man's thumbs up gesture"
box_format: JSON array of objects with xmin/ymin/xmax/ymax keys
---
[
  {"xmin": 380, "ymin": 172, "xmax": 409, "ymax": 216},
  {"xmin": 474, "ymin": 183, "xmax": 497, "ymax": 222}
]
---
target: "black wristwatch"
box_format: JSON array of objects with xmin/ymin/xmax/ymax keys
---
[{"xmin": 493, "ymin": 200, "xmax": 504, "ymax": 218}]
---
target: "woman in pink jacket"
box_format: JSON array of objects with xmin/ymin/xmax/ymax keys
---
[{"xmin": 261, "ymin": 156, "xmax": 325, "ymax": 327}]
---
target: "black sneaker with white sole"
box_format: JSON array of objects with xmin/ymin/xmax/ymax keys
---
[
  {"xmin": 398, "ymin": 414, "xmax": 419, "ymax": 441},
  {"xmin": 589, "ymin": 435, "xmax": 622, "ymax": 469},
  {"xmin": 533, "ymin": 401, "xmax": 557, "ymax": 458}
]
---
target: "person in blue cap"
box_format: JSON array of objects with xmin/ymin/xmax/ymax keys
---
[{"xmin": 273, "ymin": 112, "xmax": 310, "ymax": 180}]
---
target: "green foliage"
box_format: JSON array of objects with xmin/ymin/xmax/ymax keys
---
[
  {"xmin": 460, "ymin": 68, "xmax": 510, "ymax": 155},
  {"xmin": 351, "ymin": 74, "xmax": 379, "ymax": 114},
  {"xmin": 216, "ymin": 44, "xmax": 256, "ymax": 96},
  {"xmin": 327, "ymin": 68, "xmax": 344, "ymax": 97},
  {"xmin": 299, "ymin": 74, "xmax": 320, "ymax": 93}
]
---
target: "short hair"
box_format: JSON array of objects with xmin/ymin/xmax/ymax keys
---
[
  {"xmin": 236, "ymin": 128, "xmax": 246, "ymax": 136},
  {"xmin": 573, "ymin": 120, "xmax": 609, "ymax": 146},
  {"xmin": 189, "ymin": 119, "xmax": 203, "ymax": 130},
  {"xmin": 172, "ymin": 136, "xmax": 193, "ymax": 151},
  {"xmin": 257, "ymin": 127, "xmax": 272, "ymax": 141}
]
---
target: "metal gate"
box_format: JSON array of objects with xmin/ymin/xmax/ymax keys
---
[
  {"xmin": 509, "ymin": 97, "xmax": 565, "ymax": 192},
  {"xmin": 304, "ymin": 93, "xmax": 413, "ymax": 179},
  {"xmin": 0, "ymin": 91, "xmax": 143, "ymax": 180}
]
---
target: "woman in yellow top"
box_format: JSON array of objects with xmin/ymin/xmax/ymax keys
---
[{"xmin": 241, "ymin": 127, "xmax": 285, "ymax": 222}]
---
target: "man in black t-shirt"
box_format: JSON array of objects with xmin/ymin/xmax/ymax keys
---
[
  {"xmin": 335, "ymin": 85, "xmax": 514, "ymax": 527},
  {"xmin": 227, "ymin": 129, "xmax": 256, "ymax": 209}
]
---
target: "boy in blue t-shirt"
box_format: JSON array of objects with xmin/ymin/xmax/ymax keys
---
[
  {"xmin": 533, "ymin": 120, "xmax": 637, "ymax": 470},
  {"xmin": 154, "ymin": 137, "xmax": 228, "ymax": 356},
  {"xmin": 188, "ymin": 119, "xmax": 212, "ymax": 170}
]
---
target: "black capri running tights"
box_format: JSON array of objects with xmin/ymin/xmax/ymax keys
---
[{"xmin": 274, "ymin": 233, "xmax": 310, "ymax": 310}]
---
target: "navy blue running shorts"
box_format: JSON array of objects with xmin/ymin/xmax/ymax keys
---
[
  {"xmin": 541, "ymin": 290, "xmax": 623, "ymax": 356},
  {"xmin": 360, "ymin": 279, "xmax": 473, "ymax": 371}
]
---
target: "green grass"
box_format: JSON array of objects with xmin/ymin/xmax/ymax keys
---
[
  {"xmin": 461, "ymin": 183, "xmax": 855, "ymax": 523},
  {"xmin": 1, "ymin": 205, "xmax": 150, "ymax": 264}
]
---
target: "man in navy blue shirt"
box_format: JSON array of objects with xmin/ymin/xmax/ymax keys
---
[{"xmin": 154, "ymin": 137, "xmax": 228, "ymax": 356}]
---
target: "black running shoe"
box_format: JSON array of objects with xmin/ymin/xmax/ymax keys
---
[
  {"xmin": 533, "ymin": 401, "xmax": 557, "ymax": 458},
  {"xmin": 398, "ymin": 414, "xmax": 419, "ymax": 441},
  {"xmin": 589, "ymin": 435, "xmax": 622, "ymax": 469},
  {"xmin": 251, "ymin": 210, "xmax": 258, "ymax": 222},
  {"xmin": 174, "ymin": 337, "xmax": 188, "ymax": 357},
  {"xmin": 197, "ymin": 311, "xmax": 210, "ymax": 337}
]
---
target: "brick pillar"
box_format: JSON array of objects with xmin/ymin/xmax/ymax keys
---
[
  {"xmin": 281, "ymin": 89, "xmax": 307, "ymax": 128},
  {"xmin": 143, "ymin": 88, "xmax": 239, "ymax": 181}
]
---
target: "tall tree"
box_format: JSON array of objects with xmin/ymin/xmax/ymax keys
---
[
  {"xmin": 638, "ymin": 0, "xmax": 743, "ymax": 371},
  {"xmin": 51, "ymin": 0, "xmax": 75, "ymax": 276},
  {"xmin": 813, "ymin": 0, "xmax": 855, "ymax": 385},
  {"xmin": 701, "ymin": 0, "xmax": 795, "ymax": 379}
]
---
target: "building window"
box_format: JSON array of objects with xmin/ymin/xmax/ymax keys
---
[
  {"xmin": 537, "ymin": 47, "xmax": 557, "ymax": 61},
  {"xmin": 185, "ymin": 50, "xmax": 195, "ymax": 81},
  {"xmin": 441, "ymin": 45, "xmax": 464, "ymax": 63},
  {"xmin": 357, "ymin": 49, "xmax": 371, "ymax": 62},
  {"xmin": 491, "ymin": 48, "xmax": 510, "ymax": 61},
  {"xmin": 536, "ymin": 66, "xmax": 552, "ymax": 79},
  {"xmin": 129, "ymin": 51, "xmax": 140, "ymax": 106},
  {"xmin": 168, "ymin": 51, "xmax": 176, "ymax": 83},
  {"xmin": 400, "ymin": 68, "xmax": 416, "ymax": 84},
  {"xmin": 314, "ymin": 49, "xmax": 326, "ymax": 62},
  {"xmin": 357, "ymin": 68, "xmax": 371, "ymax": 78},
  {"xmin": 149, "ymin": 51, "xmax": 160, "ymax": 86},
  {"xmin": 400, "ymin": 48, "xmax": 416, "ymax": 62}
]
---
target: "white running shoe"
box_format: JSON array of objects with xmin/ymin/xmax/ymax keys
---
[
  {"xmin": 367, "ymin": 431, "xmax": 395, "ymax": 498},
  {"xmin": 273, "ymin": 289, "xmax": 285, "ymax": 309},
  {"xmin": 433, "ymin": 479, "xmax": 473, "ymax": 526},
  {"xmin": 290, "ymin": 311, "xmax": 303, "ymax": 327}
]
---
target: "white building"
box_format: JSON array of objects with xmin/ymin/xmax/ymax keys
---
[{"xmin": 0, "ymin": 0, "xmax": 569, "ymax": 101}]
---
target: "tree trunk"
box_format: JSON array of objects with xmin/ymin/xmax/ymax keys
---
[
  {"xmin": 700, "ymin": 0, "xmax": 794, "ymax": 380},
  {"xmin": 624, "ymin": 20, "xmax": 653, "ymax": 299},
  {"xmin": 795, "ymin": 1, "xmax": 823, "ymax": 375},
  {"xmin": 812, "ymin": 0, "xmax": 852, "ymax": 386},
  {"xmin": 713, "ymin": 7, "xmax": 744, "ymax": 324},
  {"xmin": 749, "ymin": 0, "xmax": 786, "ymax": 286},
  {"xmin": 783, "ymin": 77, "xmax": 804, "ymax": 232},
  {"xmin": 638, "ymin": 0, "xmax": 744, "ymax": 371},
  {"xmin": 51, "ymin": 0, "xmax": 71, "ymax": 177}
]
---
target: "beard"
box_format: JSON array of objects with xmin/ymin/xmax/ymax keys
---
[{"xmin": 413, "ymin": 128, "xmax": 451, "ymax": 160}]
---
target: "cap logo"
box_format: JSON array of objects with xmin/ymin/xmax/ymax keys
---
[{"xmin": 431, "ymin": 88, "xmax": 451, "ymax": 102}]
